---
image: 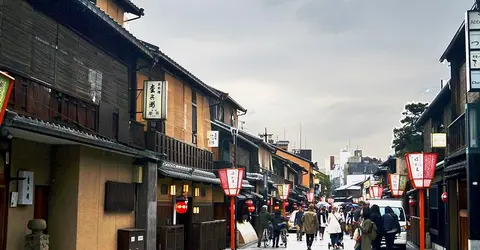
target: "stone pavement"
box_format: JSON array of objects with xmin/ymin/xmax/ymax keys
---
[{"xmin": 242, "ymin": 233, "xmax": 355, "ymax": 250}]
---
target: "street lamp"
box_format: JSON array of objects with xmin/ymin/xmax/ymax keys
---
[
  {"xmin": 306, "ymin": 191, "xmax": 314, "ymax": 204},
  {"xmin": 405, "ymin": 152, "xmax": 437, "ymax": 250},
  {"xmin": 219, "ymin": 168, "xmax": 245, "ymax": 250},
  {"xmin": 388, "ymin": 174, "xmax": 408, "ymax": 197},
  {"xmin": 278, "ymin": 184, "xmax": 291, "ymax": 217},
  {"xmin": 368, "ymin": 185, "xmax": 384, "ymax": 199}
]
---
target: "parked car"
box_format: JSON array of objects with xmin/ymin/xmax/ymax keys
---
[{"xmin": 367, "ymin": 199, "xmax": 407, "ymax": 250}]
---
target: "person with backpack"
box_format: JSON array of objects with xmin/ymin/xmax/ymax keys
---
[
  {"xmin": 382, "ymin": 206, "xmax": 401, "ymax": 250},
  {"xmin": 370, "ymin": 205, "xmax": 384, "ymax": 250},
  {"xmin": 354, "ymin": 207, "xmax": 377, "ymax": 250}
]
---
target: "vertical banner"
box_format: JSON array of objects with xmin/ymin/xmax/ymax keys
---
[
  {"xmin": 0, "ymin": 72, "xmax": 14, "ymax": 125},
  {"xmin": 466, "ymin": 11, "xmax": 480, "ymax": 91},
  {"xmin": 143, "ymin": 81, "xmax": 168, "ymax": 119}
]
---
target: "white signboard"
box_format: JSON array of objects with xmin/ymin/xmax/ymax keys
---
[
  {"xmin": 466, "ymin": 11, "xmax": 480, "ymax": 91},
  {"xmin": 143, "ymin": 81, "xmax": 168, "ymax": 119},
  {"xmin": 408, "ymin": 153, "xmax": 424, "ymax": 180},
  {"xmin": 431, "ymin": 133, "xmax": 447, "ymax": 148},
  {"xmin": 17, "ymin": 171, "xmax": 34, "ymax": 205},
  {"xmin": 207, "ymin": 131, "xmax": 219, "ymax": 147}
]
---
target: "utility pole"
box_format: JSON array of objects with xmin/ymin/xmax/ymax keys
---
[{"xmin": 258, "ymin": 127, "xmax": 273, "ymax": 143}]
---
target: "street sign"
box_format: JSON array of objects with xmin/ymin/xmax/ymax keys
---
[
  {"xmin": 143, "ymin": 80, "xmax": 168, "ymax": 119},
  {"xmin": 465, "ymin": 11, "xmax": 480, "ymax": 91},
  {"xmin": 207, "ymin": 131, "xmax": 219, "ymax": 147}
]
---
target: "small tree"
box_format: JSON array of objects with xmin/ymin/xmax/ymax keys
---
[
  {"xmin": 315, "ymin": 172, "xmax": 332, "ymax": 197},
  {"xmin": 392, "ymin": 102, "xmax": 428, "ymax": 157}
]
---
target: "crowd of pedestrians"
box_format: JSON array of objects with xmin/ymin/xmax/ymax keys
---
[{"xmin": 272, "ymin": 200, "xmax": 402, "ymax": 250}]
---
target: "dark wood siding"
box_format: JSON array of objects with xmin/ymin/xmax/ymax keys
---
[{"xmin": 0, "ymin": 0, "xmax": 130, "ymax": 142}]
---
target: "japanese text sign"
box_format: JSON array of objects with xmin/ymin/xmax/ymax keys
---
[
  {"xmin": 388, "ymin": 174, "xmax": 407, "ymax": 197},
  {"xmin": 143, "ymin": 81, "xmax": 168, "ymax": 120},
  {"xmin": 207, "ymin": 131, "xmax": 219, "ymax": 147}
]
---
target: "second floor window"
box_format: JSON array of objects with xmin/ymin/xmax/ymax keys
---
[
  {"xmin": 230, "ymin": 109, "xmax": 235, "ymax": 127},
  {"xmin": 192, "ymin": 90, "xmax": 197, "ymax": 135},
  {"xmin": 88, "ymin": 69, "xmax": 102, "ymax": 104}
]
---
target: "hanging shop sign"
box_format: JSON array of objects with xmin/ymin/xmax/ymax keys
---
[
  {"xmin": 207, "ymin": 131, "xmax": 219, "ymax": 147},
  {"xmin": 431, "ymin": 133, "xmax": 447, "ymax": 148},
  {"xmin": 388, "ymin": 174, "xmax": 408, "ymax": 197},
  {"xmin": 0, "ymin": 72, "xmax": 14, "ymax": 125},
  {"xmin": 441, "ymin": 192, "xmax": 448, "ymax": 203},
  {"xmin": 143, "ymin": 80, "xmax": 168, "ymax": 119},
  {"xmin": 465, "ymin": 10, "xmax": 480, "ymax": 91}
]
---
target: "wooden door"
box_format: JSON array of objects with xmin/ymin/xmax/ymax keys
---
[{"xmin": 34, "ymin": 186, "xmax": 49, "ymax": 227}]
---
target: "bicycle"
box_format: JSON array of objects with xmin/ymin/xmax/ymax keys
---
[
  {"xmin": 262, "ymin": 227, "xmax": 271, "ymax": 248},
  {"xmin": 280, "ymin": 228, "xmax": 288, "ymax": 247}
]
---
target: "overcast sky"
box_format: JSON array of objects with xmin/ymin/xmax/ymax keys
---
[{"xmin": 129, "ymin": 0, "xmax": 472, "ymax": 165}]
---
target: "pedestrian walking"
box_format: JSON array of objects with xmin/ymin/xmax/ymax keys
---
[
  {"xmin": 271, "ymin": 210, "xmax": 286, "ymax": 248},
  {"xmin": 370, "ymin": 205, "xmax": 384, "ymax": 250},
  {"xmin": 346, "ymin": 207, "xmax": 357, "ymax": 239},
  {"xmin": 301, "ymin": 204, "xmax": 319, "ymax": 250},
  {"xmin": 256, "ymin": 205, "xmax": 272, "ymax": 248},
  {"xmin": 317, "ymin": 206, "xmax": 328, "ymax": 240},
  {"xmin": 382, "ymin": 206, "xmax": 401, "ymax": 250},
  {"xmin": 354, "ymin": 208, "xmax": 377, "ymax": 250},
  {"xmin": 294, "ymin": 207, "xmax": 305, "ymax": 241},
  {"xmin": 326, "ymin": 206, "xmax": 343, "ymax": 249}
]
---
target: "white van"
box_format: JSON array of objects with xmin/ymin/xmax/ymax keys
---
[{"xmin": 367, "ymin": 199, "xmax": 407, "ymax": 250}]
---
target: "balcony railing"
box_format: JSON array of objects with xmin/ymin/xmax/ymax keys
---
[
  {"xmin": 129, "ymin": 120, "xmax": 145, "ymax": 149},
  {"xmin": 7, "ymin": 75, "xmax": 98, "ymax": 133},
  {"xmin": 147, "ymin": 131, "xmax": 213, "ymax": 171},
  {"xmin": 447, "ymin": 113, "xmax": 466, "ymax": 155}
]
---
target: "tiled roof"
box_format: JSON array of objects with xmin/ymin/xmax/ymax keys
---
[
  {"xmin": 4, "ymin": 110, "xmax": 159, "ymax": 160},
  {"xmin": 116, "ymin": 0, "xmax": 144, "ymax": 16},
  {"xmin": 160, "ymin": 161, "xmax": 220, "ymax": 185}
]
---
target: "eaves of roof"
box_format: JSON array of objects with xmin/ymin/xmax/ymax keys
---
[
  {"xmin": 116, "ymin": 0, "xmax": 144, "ymax": 16},
  {"xmin": 416, "ymin": 82, "xmax": 451, "ymax": 127},
  {"xmin": 238, "ymin": 129, "xmax": 275, "ymax": 152},
  {"xmin": 207, "ymin": 85, "xmax": 247, "ymax": 112},
  {"xmin": 4, "ymin": 110, "xmax": 160, "ymax": 161},
  {"xmin": 75, "ymin": 0, "xmax": 154, "ymax": 59},
  {"xmin": 273, "ymin": 145, "xmax": 313, "ymax": 166}
]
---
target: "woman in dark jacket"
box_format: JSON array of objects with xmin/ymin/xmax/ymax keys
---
[
  {"xmin": 370, "ymin": 205, "xmax": 384, "ymax": 250},
  {"xmin": 382, "ymin": 206, "xmax": 401, "ymax": 250},
  {"xmin": 271, "ymin": 211, "xmax": 286, "ymax": 248}
]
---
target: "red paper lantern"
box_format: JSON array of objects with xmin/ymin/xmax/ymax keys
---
[
  {"xmin": 245, "ymin": 199, "xmax": 253, "ymax": 206},
  {"xmin": 409, "ymin": 198, "xmax": 416, "ymax": 206},
  {"xmin": 218, "ymin": 168, "xmax": 245, "ymax": 196},
  {"xmin": 441, "ymin": 192, "xmax": 448, "ymax": 203},
  {"xmin": 284, "ymin": 201, "xmax": 289, "ymax": 206},
  {"xmin": 267, "ymin": 200, "xmax": 271, "ymax": 206},
  {"xmin": 273, "ymin": 205, "xmax": 280, "ymax": 210},
  {"xmin": 175, "ymin": 201, "xmax": 188, "ymax": 214},
  {"xmin": 405, "ymin": 153, "xmax": 438, "ymax": 189},
  {"xmin": 247, "ymin": 205, "xmax": 255, "ymax": 213},
  {"xmin": 369, "ymin": 185, "xmax": 384, "ymax": 199}
]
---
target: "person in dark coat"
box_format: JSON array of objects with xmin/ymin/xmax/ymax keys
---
[
  {"xmin": 382, "ymin": 206, "xmax": 401, "ymax": 250},
  {"xmin": 256, "ymin": 205, "xmax": 272, "ymax": 247},
  {"xmin": 271, "ymin": 211, "xmax": 286, "ymax": 248},
  {"xmin": 370, "ymin": 205, "xmax": 384, "ymax": 250},
  {"xmin": 294, "ymin": 207, "xmax": 305, "ymax": 241},
  {"xmin": 354, "ymin": 201, "xmax": 368, "ymax": 221}
]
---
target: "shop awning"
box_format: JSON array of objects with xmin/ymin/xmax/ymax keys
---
[
  {"xmin": 242, "ymin": 180, "xmax": 255, "ymax": 189},
  {"xmin": 250, "ymin": 191, "xmax": 263, "ymax": 199},
  {"xmin": 159, "ymin": 161, "xmax": 220, "ymax": 185}
]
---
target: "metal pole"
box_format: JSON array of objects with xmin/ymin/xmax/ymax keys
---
[
  {"xmin": 419, "ymin": 189, "xmax": 425, "ymax": 250},
  {"xmin": 172, "ymin": 196, "xmax": 176, "ymax": 225}
]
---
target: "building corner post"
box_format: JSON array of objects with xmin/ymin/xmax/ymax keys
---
[{"xmin": 136, "ymin": 161, "xmax": 158, "ymax": 250}]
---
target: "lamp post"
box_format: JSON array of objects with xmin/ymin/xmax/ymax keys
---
[
  {"xmin": 219, "ymin": 168, "xmax": 244, "ymax": 250},
  {"xmin": 306, "ymin": 191, "xmax": 314, "ymax": 204},
  {"xmin": 405, "ymin": 153, "xmax": 437, "ymax": 250},
  {"xmin": 388, "ymin": 174, "xmax": 408, "ymax": 197},
  {"xmin": 278, "ymin": 184, "xmax": 291, "ymax": 217}
]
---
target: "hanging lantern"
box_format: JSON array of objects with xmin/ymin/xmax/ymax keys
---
[
  {"xmin": 409, "ymin": 198, "xmax": 416, "ymax": 206},
  {"xmin": 405, "ymin": 153, "xmax": 438, "ymax": 189},
  {"xmin": 277, "ymin": 184, "xmax": 291, "ymax": 200},
  {"xmin": 247, "ymin": 205, "xmax": 255, "ymax": 213},
  {"xmin": 369, "ymin": 185, "xmax": 384, "ymax": 199},
  {"xmin": 245, "ymin": 199, "xmax": 253, "ymax": 206},
  {"xmin": 175, "ymin": 201, "xmax": 188, "ymax": 214},
  {"xmin": 267, "ymin": 200, "xmax": 271, "ymax": 206},
  {"xmin": 218, "ymin": 168, "xmax": 245, "ymax": 196},
  {"xmin": 441, "ymin": 192, "xmax": 448, "ymax": 203},
  {"xmin": 284, "ymin": 201, "xmax": 289, "ymax": 207},
  {"xmin": 389, "ymin": 174, "xmax": 408, "ymax": 197},
  {"xmin": 273, "ymin": 205, "xmax": 280, "ymax": 210}
]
